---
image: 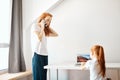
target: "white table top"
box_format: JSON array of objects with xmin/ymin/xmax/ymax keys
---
[{"xmin": 44, "ymin": 62, "xmax": 120, "ymax": 70}]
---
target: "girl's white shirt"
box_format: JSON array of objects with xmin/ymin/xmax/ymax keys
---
[
  {"xmin": 85, "ymin": 58, "xmax": 105, "ymax": 80},
  {"xmin": 31, "ymin": 23, "xmax": 48, "ymax": 56}
]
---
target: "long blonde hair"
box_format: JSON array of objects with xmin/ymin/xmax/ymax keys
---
[
  {"xmin": 37, "ymin": 12, "xmax": 53, "ymax": 36},
  {"xmin": 91, "ymin": 45, "xmax": 106, "ymax": 77}
]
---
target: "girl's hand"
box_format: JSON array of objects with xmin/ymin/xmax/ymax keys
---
[
  {"xmin": 81, "ymin": 62, "xmax": 86, "ymax": 66},
  {"xmin": 80, "ymin": 62, "xmax": 86, "ymax": 70}
]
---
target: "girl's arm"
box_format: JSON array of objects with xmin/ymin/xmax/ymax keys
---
[
  {"xmin": 49, "ymin": 27, "xmax": 58, "ymax": 37},
  {"xmin": 80, "ymin": 60, "xmax": 91, "ymax": 70}
]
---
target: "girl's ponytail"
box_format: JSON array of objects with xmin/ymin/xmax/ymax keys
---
[
  {"xmin": 98, "ymin": 46, "xmax": 106, "ymax": 77},
  {"xmin": 91, "ymin": 45, "xmax": 106, "ymax": 77}
]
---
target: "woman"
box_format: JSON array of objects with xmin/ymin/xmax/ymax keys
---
[{"xmin": 31, "ymin": 12, "xmax": 58, "ymax": 80}]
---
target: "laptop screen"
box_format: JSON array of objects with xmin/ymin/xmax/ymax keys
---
[{"xmin": 77, "ymin": 54, "xmax": 90, "ymax": 63}]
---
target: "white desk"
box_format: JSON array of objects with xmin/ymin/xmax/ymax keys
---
[{"xmin": 44, "ymin": 62, "xmax": 120, "ymax": 80}]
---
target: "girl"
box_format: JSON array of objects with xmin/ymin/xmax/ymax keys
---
[
  {"xmin": 80, "ymin": 45, "xmax": 106, "ymax": 80},
  {"xmin": 31, "ymin": 12, "xmax": 58, "ymax": 80}
]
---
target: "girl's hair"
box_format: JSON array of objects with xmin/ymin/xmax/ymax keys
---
[
  {"xmin": 91, "ymin": 45, "xmax": 106, "ymax": 77},
  {"xmin": 37, "ymin": 12, "xmax": 53, "ymax": 36}
]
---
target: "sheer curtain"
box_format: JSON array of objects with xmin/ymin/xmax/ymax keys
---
[{"xmin": 8, "ymin": 0, "xmax": 26, "ymax": 73}]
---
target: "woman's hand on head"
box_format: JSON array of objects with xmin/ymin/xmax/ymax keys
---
[{"xmin": 38, "ymin": 20, "xmax": 45, "ymax": 30}]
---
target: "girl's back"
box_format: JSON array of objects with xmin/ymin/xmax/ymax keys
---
[{"xmin": 86, "ymin": 59, "xmax": 104, "ymax": 80}]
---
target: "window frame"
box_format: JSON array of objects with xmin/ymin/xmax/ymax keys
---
[
  {"xmin": 0, "ymin": 69, "xmax": 8, "ymax": 75},
  {"xmin": 0, "ymin": 43, "xmax": 9, "ymax": 73}
]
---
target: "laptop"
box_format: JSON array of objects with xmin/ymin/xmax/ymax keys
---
[{"xmin": 76, "ymin": 54, "xmax": 90, "ymax": 65}]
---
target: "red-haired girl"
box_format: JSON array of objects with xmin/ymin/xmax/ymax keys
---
[{"xmin": 81, "ymin": 45, "xmax": 106, "ymax": 80}]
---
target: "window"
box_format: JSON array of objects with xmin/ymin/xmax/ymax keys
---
[{"xmin": 0, "ymin": 0, "xmax": 11, "ymax": 70}]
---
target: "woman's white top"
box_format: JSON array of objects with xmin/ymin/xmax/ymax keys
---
[
  {"xmin": 31, "ymin": 23, "xmax": 48, "ymax": 56},
  {"xmin": 85, "ymin": 58, "xmax": 105, "ymax": 80}
]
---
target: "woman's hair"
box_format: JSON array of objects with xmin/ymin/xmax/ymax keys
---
[
  {"xmin": 91, "ymin": 45, "xmax": 106, "ymax": 77},
  {"xmin": 37, "ymin": 12, "xmax": 53, "ymax": 36}
]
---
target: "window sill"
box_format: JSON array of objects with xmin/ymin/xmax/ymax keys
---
[
  {"xmin": 0, "ymin": 69, "xmax": 32, "ymax": 80},
  {"xmin": 0, "ymin": 69, "xmax": 8, "ymax": 75}
]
